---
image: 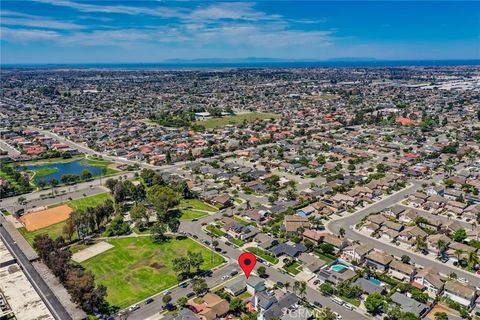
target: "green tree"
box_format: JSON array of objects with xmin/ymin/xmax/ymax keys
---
[
  {"xmin": 188, "ymin": 251, "xmax": 204, "ymax": 273},
  {"xmin": 229, "ymin": 298, "xmax": 244, "ymax": 315},
  {"xmin": 162, "ymin": 294, "xmax": 172, "ymax": 304},
  {"xmin": 365, "ymin": 292, "xmax": 385, "ymax": 314},
  {"xmin": 453, "ymin": 228, "xmax": 467, "ymax": 242},
  {"xmin": 434, "ymin": 312, "xmax": 448, "ymax": 320},
  {"xmin": 319, "ymin": 282, "xmax": 334, "ymax": 296},
  {"xmin": 257, "ymin": 266, "xmax": 267, "ymax": 278},
  {"xmin": 130, "ymin": 203, "xmax": 149, "ymax": 228},
  {"xmin": 192, "ymin": 278, "xmax": 208, "ymax": 294},
  {"xmin": 401, "ymin": 255, "xmax": 411, "ymax": 264},
  {"xmin": 177, "ymin": 296, "xmax": 188, "ymax": 308}
]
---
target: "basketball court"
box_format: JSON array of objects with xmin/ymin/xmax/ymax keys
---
[{"xmin": 19, "ymin": 205, "xmax": 73, "ymax": 231}]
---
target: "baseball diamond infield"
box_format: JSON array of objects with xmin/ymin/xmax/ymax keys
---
[{"xmin": 19, "ymin": 205, "xmax": 72, "ymax": 231}]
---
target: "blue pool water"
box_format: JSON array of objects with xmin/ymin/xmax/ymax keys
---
[
  {"xmin": 20, "ymin": 159, "xmax": 103, "ymax": 184},
  {"xmin": 329, "ymin": 264, "xmax": 347, "ymax": 272},
  {"xmin": 367, "ymin": 277, "xmax": 382, "ymax": 286}
]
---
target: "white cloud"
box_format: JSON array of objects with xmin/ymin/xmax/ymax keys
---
[
  {"xmin": 0, "ymin": 27, "xmax": 61, "ymax": 42},
  {"xmin": 34, "ymin": 0, "xmax": 188, "ymax": 18},
  {"xmin": 1, "ymin": 17, "xmax": 85, "ymax": 30}
]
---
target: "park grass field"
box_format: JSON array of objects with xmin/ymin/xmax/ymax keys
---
[
  {"xmin": 179, "ymin": 199, "xmax": 218, "ymax": 212},
  {"xmin": 180, "ymin": 209, "xmax": 208, "ymax": 220},
  {"xmin": 68, "ymin": 193, "xmax": 113, "ymax": 211},
  {"xmin": 80, "ymin": 237, "xmax": 224, "ymax": 308},
  {"xmin": 197, "ymin": 112, "xmax": 280, "ymax": 129},
  {"xmin": 19, "ymin": 220, "xmax": 78, "ymax": 245}
]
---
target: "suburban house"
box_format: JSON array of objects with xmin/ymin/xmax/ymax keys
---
[
  {"xmin": 246, "ymin": 276, "xmax": 266, "ymax": 295},
  {"xmin": 354, "ymin": 277, "xmax": 386, "ymax": 295},
  {"xmin": 224, "ymin": 279, "xmax": 247, "ymax": 296},
  {"xmin": 365, "ymin": 251, "xmax": 393, "ymax": 271},
  {"xmin": 341, "ymin": 244, "xmax": 373, "ymax": 264},
  {"xmin": 443, "ymin": 280, "xmax": 477, "ymax": 308},
  {"xmin": 388, "ymin": 260, "xmax": 416, "ymax": 281},
  {"xmin": 191, "ymin": 293, "xmax": 229, "ymax": 320},
  {"xmin": 412, "ymin": 267, "xmax": 444, "ymax": 298},
  {"xmin": 390, "ymin": 292, "xmax": 429, "ymax": 317},
  {"xmin": 269, "ymin": 243, "xmax": 307, "ymax": 257},
  {"xmin": 283, "ymin": 215, "xmax": 310, "ymax": 234}
]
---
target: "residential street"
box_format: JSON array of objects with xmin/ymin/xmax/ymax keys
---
[{"xmin": 126, "ymin": 212, "xmax": 370, "ymax": 320}]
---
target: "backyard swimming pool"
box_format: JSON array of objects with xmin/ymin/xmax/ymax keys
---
[
  {"xmin": 329, "ymin": 264, "xmax": 347, "ymax": 272},
  {"xmin": 367, "ymin": 277, "xmax": 384, "ymax": 286}
]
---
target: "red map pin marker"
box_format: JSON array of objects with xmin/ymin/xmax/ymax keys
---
[{"xmin": 238, "ymin": 252, "xmax": 256, "ymax": 278}]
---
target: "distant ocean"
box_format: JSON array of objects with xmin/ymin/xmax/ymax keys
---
[{"xmin": 2, "ymin": 60, "xmax": 480, "ymax": 69}]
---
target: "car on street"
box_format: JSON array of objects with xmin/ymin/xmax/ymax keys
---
[
  {"xmin": 333, "ymin": 311, "xmax": 342, "ymax": 320},
  {"xmin": 313, "ymin": 301, "xmax": 323, "ymax": 308},
  {"xmin": 343, "ymin": 303, "xmax": 354, "ymax": 310},
  {"xmin": 145, "ymin": 298, "xmax": 154, "ymax": 305},
  {"xmin": 458, "ymin": 277, "xmax": 468, "ymax": 284},
  {"xmin": 313, "ymin": 280, "xmax": 320, "ymax": 285},
  {"xmin": 180, "ymin": 282, "xmax": 188, "ymax": 288},
  {"xmin": 128, "ymin": 304, "xmax": 140, "ymax": 312},
  {"xmin": 164, "ymin": 290, "xmax": 172, "ymax": 295},
  {"xmin": 230, "ymin": 269, "xmax": 238, "ymax": 276},
  {"xmin": 276, "ymin": 281, "xmax": 284, "ymax": 288},
  {"xmin": 331, "ymin": 297, "xmax": 343, "ymax": 305},
  {"xmin": 186, "ymin": 292, "xmax": 195, "ymax": 298}
]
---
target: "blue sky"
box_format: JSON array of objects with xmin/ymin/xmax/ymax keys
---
[{"xmin": 1, "ymin": 1, "xmax": 479, "ymax": 64}]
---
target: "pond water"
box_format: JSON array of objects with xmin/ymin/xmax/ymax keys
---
[{"xmin": 20, "ymin": 159, "xmax": 103, "ymax": 184}]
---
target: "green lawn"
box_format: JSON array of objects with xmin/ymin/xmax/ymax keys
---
[
  {"xmin": 206, "ymin": 225, "xmax": 225, "ymax": 237},
  {"xmin": 81, "ymin": 157, "xmax": 119, "ymax": 176},
  {"xmin": 19, "ymin": 221, "xmax": 78, "ymax": 245},
  {"xmin": 233, "ymin": 216, "xmax": 257, "ymax": 227},
  {"xmin": 339, "ymin": 296, "xmax": 360, "ymax": 307},
  {"xmin": 68, "ymin": 193, "xmax": 113, "ymax": 211},
  {"xmin": 80, "ymin": 237, "xmax": 224, "ymax": 308},
  {"xmin": 314, "ymin": 250, "xmax": 336, "ymax": 263},
  {"xmin": 230, "ymin": 237, "xmax": 245, "ymax": 247},
  {"xmin": 32, "ymin": 167, "xmax": 59, "ymax": 177},
  {"xmin": 246, "ymin": 247, "xmax": 279, "ymax": 264},
  {"xmin": 197, "ymin": 112, "xmax": 280, "ymax": 129},
  {"xmin": 179, "ymin": 199, "xmax": 218, "ymax": 212},
  {"xmin": 16, "ymin": 155, "xmax": 84, "ymax": 166},
  {"xmin": 282, "ymin": 261, "xmax": 301, "ymax": 275},
  {"xmin": 180, "ymin": 209, "xmax": 208, "ymax": 220}
]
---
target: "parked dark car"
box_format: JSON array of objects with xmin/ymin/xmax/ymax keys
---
[
  {"xmin": 145, "ymin": 298, "xmax": 154, "ymax": 305},
  {"xmin": 186, "ymin": 292, "xmax": 195, "ymax": 298}
]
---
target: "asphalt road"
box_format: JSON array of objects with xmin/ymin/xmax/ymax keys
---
[
  {"xmin": 0, "ymin": 223, "xmax": 72, "ymax": 320},
  {"xmin": 0, "ymin": 139, "xmax": 21, "ymax": 156},
  {"xmin": 0, "ymin": 171, "xmax": 134, "ymax": 210},
  {"xmin": 126, "ymin": 212, "xmax": 370, "ymax": 320}
]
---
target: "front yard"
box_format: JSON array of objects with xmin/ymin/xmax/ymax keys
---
[{"xmin": 246, "ymin": 247, "xmax": 279, "ymax": 264}]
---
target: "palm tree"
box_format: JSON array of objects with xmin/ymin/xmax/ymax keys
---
[
  {"xmin": 455, "ymin": 248, "xmax": 464, "ymax": 262},
  {"xmin": 468, "ymin": 251, "xmax": 479, "ymax": 268},
  {"xmin": 284, "ymin": 282, "xmax": 290, "ymax": 292},
  {"xmin": 415, "ymin": 236, "xmax": 427, "ymax": 252},
  {"xmin": 293, "ymin": 281, "xmax": 300, "ymax": 295},
  {"xmin": 436, "ymin": 239, "xmax": 447, "ymax": 257},
  {"xmin": 339, "ymin": 228, "xmax": 345, "ymax": 238},
  {"xmin": 299, "ymin": 281, "xmax": 307, "ymax": 299}
]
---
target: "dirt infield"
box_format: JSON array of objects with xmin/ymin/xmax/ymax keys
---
[
  {"xmin": 71, "ymin": 241, "xmax": 114, "ymax": 263},
  {"xmin": 19, "ymin": 205, "xmax": 72, "ymax": 231}
]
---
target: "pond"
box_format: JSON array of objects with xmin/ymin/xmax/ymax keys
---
[{"xmin": 20, "ymin": 159, "xmax": 104, "ymax": 184}]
